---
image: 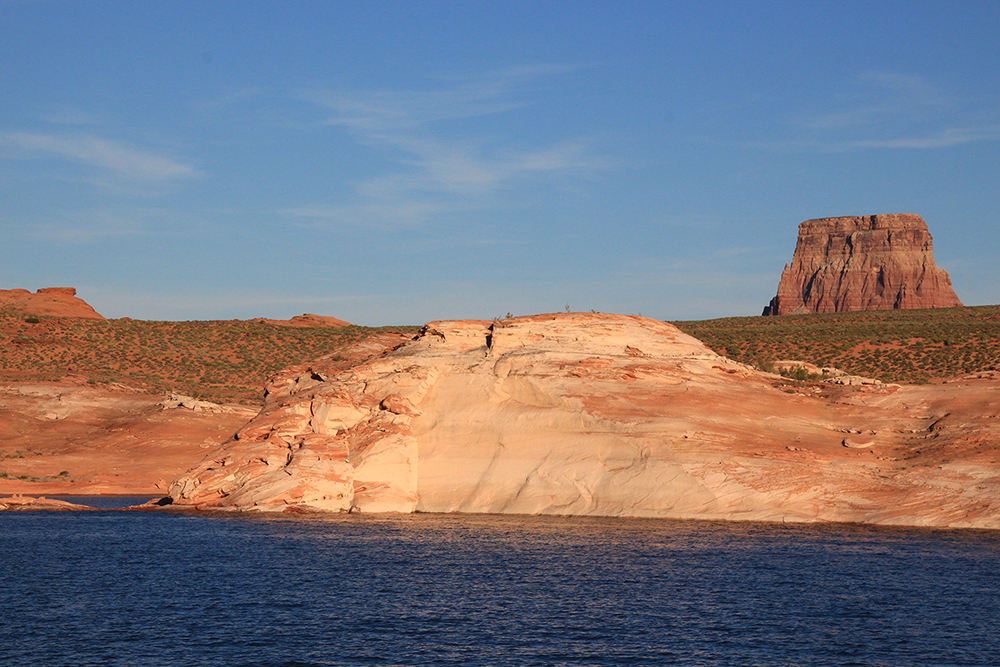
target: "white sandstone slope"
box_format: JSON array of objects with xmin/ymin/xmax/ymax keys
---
[{"xmin": 167, "ymin": 313, "xmax": 1000, "ymax": 528}]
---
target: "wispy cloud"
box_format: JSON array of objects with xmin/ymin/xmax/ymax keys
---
[
  {"xmin": 843, "ymin": 126, "xmax": 1000, "ymax": 150},
  {"xmin": 32, "ymin": 215, "xmax": 142, "ymax": 242},
  {"xmin": 306, "ymin": 64, "xmax": 576, "ymax": 131},
  {"xmin": 858, "ymin": 72, "xmax": 949, "ymax": 101},
  {"xmin": 0, "ymin": 206, "xmax": 182, "ymax": 243},
  {"xmin": 38, "ymin": 106, "xmax": 105, "ymax": 126},
  {"xmin": 191, "ymin": 87, "xmax": 266, "ymax": 114},
  {"xmin": 283, "ymin": 201, "xmax": 450, "ymax": 229},
  {"xmin": 0, "ymin": 132, "xmax": 201, "ymax": 182},
  {"xmin": 788, "ymin": 71, "xmax": 999, "ymax": 152},
  {"xmin": 288, "ymin": 66, "xmax": 605, "ymax": 228},
  {"xmin": 798, "ymin": 71, "xmax": 952, "ymax": 131}
]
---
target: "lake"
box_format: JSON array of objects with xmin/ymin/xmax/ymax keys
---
[{"xmin": 2, "ymin": 502, "xmax": 998, "ymax": 666}]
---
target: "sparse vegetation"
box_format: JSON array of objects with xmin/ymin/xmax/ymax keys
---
[
  {"xmin": 672, "ymin": 305, "xmax": 1000, "ymax": 384},
  {"xmin": 0, "ymin": 312, "xmax": 419, "ymax": 404}
]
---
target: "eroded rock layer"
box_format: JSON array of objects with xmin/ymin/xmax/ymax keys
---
[
  {"xmin": 763, "ymin": 214, "xmax": 963, "ymax": 316},
  {"xmin": 167, "ymin": 313, "xmax": 1000, "ymax": 529}
]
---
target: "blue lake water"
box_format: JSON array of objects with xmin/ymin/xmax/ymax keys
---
[{"xmin": 1, "ymin": 506, "xmax": 999, "ymax": 666}]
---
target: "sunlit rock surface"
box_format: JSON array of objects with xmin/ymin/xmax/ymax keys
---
[
  {"xmin": 168, "ymin": 313, "xmax": 1000, "ymax": 529},
  {"xmin": 763, "ymin": 214, "xmax": 963, "ymax": 315}
]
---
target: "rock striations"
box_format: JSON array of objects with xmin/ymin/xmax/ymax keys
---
[
  {"xmin": 167, "ymin": 313, "xmax": 1000, "ymax": 529},
  {"xmin": 763, "ymin": 214, "xmax": 963, "ymax": 316}
]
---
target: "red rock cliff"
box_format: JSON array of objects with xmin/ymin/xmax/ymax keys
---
[{"xmin": 763, "ymin": 214, "xmax": 963, "ymax": 316}]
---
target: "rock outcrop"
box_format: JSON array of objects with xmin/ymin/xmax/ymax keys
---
[
  {"xmin": 0, "ymin": 287, "xmax": 105, "ymax": 320},
  {"xmin": 255, "ymin": 314, "xmax": 352, "ymax": 328},
  {"xmin": 0, "ymin": 495, "xmax": 93, "ymax": 511},
  {"xmin": 763, "ymin": 214, "xmax": 963, "ymax": 315},
  {"xmin": 167, "ymin": 313, "xmax": 1000, "ymax": 529}
]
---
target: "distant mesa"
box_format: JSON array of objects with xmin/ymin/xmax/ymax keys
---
[
  {"xmin": 255, "ymin": 313, "xmax": 352, "ymax": 328},
  {"xmin": 0, "ymin": 287, "xmax": 105, "ymax": 320},
  {"xmin": 762, "ymin": 214, "xmax": 963, "ymax": 316}
]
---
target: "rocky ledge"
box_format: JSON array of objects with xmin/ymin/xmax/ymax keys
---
[
  {"xmin": 0, "ymin": 495, "xmax": 93, "ymax": 511},
  {"xmin": 166, "ymin": 313, "xmax": 1000, "ymax": 529}
]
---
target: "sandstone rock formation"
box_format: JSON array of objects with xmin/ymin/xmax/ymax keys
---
[
  {"xmin": 763, "ymin": 214, "xmax": 963, "ymax": 315},
  {"xmin": 0, "ymin": 381, "xmax": 256, "ymax": 495},
  {"xmin": 166, "ymin": 313, "xmax": 1000, "ymax": 529},
  {"xmin": 0, "ymin": 287, "xmax": 106, "ymax": 320}
]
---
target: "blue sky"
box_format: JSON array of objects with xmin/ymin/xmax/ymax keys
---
[{"xmin": 2, "ymin": 1, "xmax": 998, "ymax": 324}]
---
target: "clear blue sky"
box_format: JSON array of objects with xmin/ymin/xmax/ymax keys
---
[{"xmin": 2, "ymin": 1, "xmax": 998, "ymax": 324}]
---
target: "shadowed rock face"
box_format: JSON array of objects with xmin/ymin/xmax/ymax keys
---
[
  {"xmin": 763, "ymin": 214, "xmax": 963, "ymax": 316},
  {"xmin": 167, "ymin": 313, "xmax": 1000, "ymax": 529},
  {"xmin": 0, "ymin": 287, "xmax": 106, "ymax": 320}
]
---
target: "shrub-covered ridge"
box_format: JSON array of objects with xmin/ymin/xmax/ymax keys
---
[
  {"xmin": 672, "ymin": 305, "xmax": 1000, "ymax": 384},
  {"xmin": 0, "ymin": 313, "xmax": 419, "ymax": 404}
]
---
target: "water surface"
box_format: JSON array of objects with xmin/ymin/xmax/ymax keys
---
[{"xmin": 2, "ymin": 511, "xmax": 997, "ymax": 666}]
